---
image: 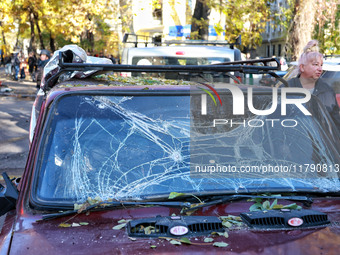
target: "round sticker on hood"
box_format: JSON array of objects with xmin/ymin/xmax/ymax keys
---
[
  {"xmin": 170, "ymin": 225, "xmax": 189, "ymax": 236},
  {"xmin": 288, "ymin": 217, "xmax": 304, "ymax": 227}
]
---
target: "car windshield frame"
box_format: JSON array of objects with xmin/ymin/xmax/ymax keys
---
[{"xmin": 29, "ymin": 86, "xmax": 340, "ymax": 210}]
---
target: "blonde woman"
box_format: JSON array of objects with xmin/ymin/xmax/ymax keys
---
[{"xmin": 287, "ymin": 40, "xmax": 340, "ymax": 130}]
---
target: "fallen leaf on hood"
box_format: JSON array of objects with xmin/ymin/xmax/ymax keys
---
[
  {"xmin": 213, "ymin": 242, "xmax": 229, "ymax": 247},
  {"xmin": 58, "ymin": 223, "xmax": 71, "ymax": 228},
  {"xmin": 112, "ymin": 223, "xmax": 127, "ymax": 230}
]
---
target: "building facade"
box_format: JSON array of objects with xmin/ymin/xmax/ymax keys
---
[
  {"xmin": 257, "ymin": 0, "xmax": 288, "ymax": 59},
  {"xmin": 129, "ymin": 0, "xmax": 226, "ymax": 44}
]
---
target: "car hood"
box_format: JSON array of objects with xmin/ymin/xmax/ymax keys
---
[{"xmin": 8, "ymin": 198, "xmax": 340, "ymax": 255}]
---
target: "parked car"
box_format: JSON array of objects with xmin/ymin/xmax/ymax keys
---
[{"xmin": 0, "ymin": 45, "xmax": 339, "ymax": 254}]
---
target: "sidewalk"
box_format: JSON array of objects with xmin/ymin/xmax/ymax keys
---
[{"xmin": 0, "ymin": 67, "xmax": 38, "ymax": 98}]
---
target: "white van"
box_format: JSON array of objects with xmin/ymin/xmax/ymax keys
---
[
  {"xmin": 121, "ymin": 44, "xmax": 242, "ymax": 66},
  {"xmin": 121, "ymin": 44, "xmax": 242, "ymax": 81}
]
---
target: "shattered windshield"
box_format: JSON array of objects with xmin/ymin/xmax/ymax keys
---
[{"xmin": 34, "ymin": 89, "xmax": 340, "ymax": 205}]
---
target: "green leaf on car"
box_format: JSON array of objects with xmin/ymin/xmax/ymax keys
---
[
  {"xmin": 112, "ymin": 223, "xmax": 127, "ymax": 230},
  {"xmin": 213, "ymin": 242, "xmax": 229, "ymax": 247},
  {"xmin": 168, "ymin": 192, "xmax": 186, "ymax": 199},
  {"xmin": 58, "ymin": 223, "xmax": 71, "ymax": 228},
  {"xmin": 144, "ymin": 226, "xmax": 155, "ymax": 235},
  {"xmin": 204, "ymin": 238, "xmax": 214, "ymax": 243},
  {"xmin": 249, "ymin": 196, "xmax": 302, "ymax": 211},
  {"xmin": 170, "ymin": 240, "xmax": 182, "ymax": 245},
  {"xmin": 179, "ymin": 237, "xmax": 191, "ymax": 244},
  {"xmin": 222, "ymin": 221, "xmax": 232, "ymax": 228},
  {"xmin": 282, "ymin": 203, "xmax": 302, "ymax": 210}
]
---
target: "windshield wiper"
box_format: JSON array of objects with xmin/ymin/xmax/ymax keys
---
[
  {"xmin": 42, "ymin": 200, "xmax": 191, "ymax": 221},
  {"xmin": 182, "ymin": 194, "xmax": 313, "ymax": 213}
]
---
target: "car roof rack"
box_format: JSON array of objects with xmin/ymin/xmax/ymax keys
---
[
  {"xmin": 324, "ymin": 54, "xmax": 340, "ymax": 60},
  {"xmin": 122, "ymin": 33, "xmax": 241, "ymax": 48},
  {"xmin": 122, "ymin": 33, "xmax": 157, "ymax": 47},
  {"xmin": 43, "ymin": 53, "xmax": 286, "ymax": 91}
]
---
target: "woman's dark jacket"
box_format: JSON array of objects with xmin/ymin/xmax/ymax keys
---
[{"xmin": 287, "ymin": 77, "xmax": 340, "ymax": 130}]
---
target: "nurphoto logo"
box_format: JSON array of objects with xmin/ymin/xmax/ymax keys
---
[{"xmin": 200, "ymin": 84, "xmax": 311, "ymax": 116}]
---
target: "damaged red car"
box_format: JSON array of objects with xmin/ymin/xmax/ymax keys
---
[{"xmin": 0, "ymin": 45, "xmax": 340, "ymax": 254}]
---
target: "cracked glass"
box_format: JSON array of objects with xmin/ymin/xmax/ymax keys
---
[{"xmin": 34, "ymin": 90, "xmax": 340, "ymax": 205}]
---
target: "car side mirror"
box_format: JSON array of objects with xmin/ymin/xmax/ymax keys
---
[{"xmin": 0, "ymin": 172, "xmax": 19, "ymax": 217}]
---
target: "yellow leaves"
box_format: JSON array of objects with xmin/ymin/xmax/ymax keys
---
[
  {"xmin": 219, "ymin": 215, "xmax": 244, "ymax": 229},
  {"xmin": 58, "ymin": 223, "xmax": 72, "ymax": 228},
  {"xmin": 58, "ymin": 222, "xmax": 89, "ymax": 228}
]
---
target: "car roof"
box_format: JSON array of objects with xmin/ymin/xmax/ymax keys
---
[{"xmin": 124, "ymin": 45, "xmax": 238, "ymax": 56}]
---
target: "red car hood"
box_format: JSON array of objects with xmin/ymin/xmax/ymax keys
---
[{"xmin": 7, "ymin": 198, "xmax": 340, "ymax": 255}]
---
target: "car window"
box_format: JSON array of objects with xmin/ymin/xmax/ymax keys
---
[
  {"xmin": 321, "ymin": 70, "xmax": 340, "ymax": 93},
  {"xmin": 132, "ymin": 56, "xmax": 230, "ymax": 66},
  {"xmin": 32, "ymin": 91, "xmax": 340, "ymax": 206}
]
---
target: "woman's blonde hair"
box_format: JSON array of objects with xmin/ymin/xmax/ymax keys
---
[{"xmin": 298, "ymin": 40, "xmax": 323, "ymax": 66}]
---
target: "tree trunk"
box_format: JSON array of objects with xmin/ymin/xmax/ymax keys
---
[
  {"xmin": 86, "ymin": 30, "xmax": 94, "ymax": 53},
  {"xmin": 190, "ymin": 0, "xmax": 210, "ymax": 40},
  {"xmin": 49, "ymin": 32, "xmax": 55, "ymax": 52},
  {"xmin": 1, "ymin": 30, "xmax": 6, "ymax": 46},
  {"xmin": 29, "ymin": 11, "xmax": 36, "ymax": 52},
  {"xmin": 33, "ymin": 12, "xmax": 45, "ymax": 50},
  {"xmin": 15, "ymin": 21, "xmax": 20, "ymax": 49},
  {"xmin": 0, "ymin": 22, "xmax": 6, "ymax": 46},
  {"xmin": 286, "ymin": 0, "xmax": 317, "ymax": 61}
]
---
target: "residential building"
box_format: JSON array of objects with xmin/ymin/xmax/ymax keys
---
[{"xmin": 257, "ymin": 0, "xmax": 288, "ymax": 59}]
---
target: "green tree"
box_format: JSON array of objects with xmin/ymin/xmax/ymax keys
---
[
  {"xmin": 190, "ymin": 0, "xmax": 210, "ymax": 40},
  {"xmin": 0, "ymin": 0, "xmax": 15, "ymax": 53},
  {"xmin": 314, "ymin": 0, "xmax": 340, "ymax": 55},
  {"xmin": 221, "ymin": 0, "xmax": 274, "ymax": 51},
  {"xmin": 281, "ymin": 0, "xmax": 339, "ymax": 60}
]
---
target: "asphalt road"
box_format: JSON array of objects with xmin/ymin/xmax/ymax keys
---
[{"xmin": 0, "ymin": 67, "xmax": 37, "ymax": 180}]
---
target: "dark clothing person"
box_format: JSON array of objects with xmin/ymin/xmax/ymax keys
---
[
  {"xmin": 11, "ymin": 53, "xmax": 20, "ymax": 81},
  {"xmin": 28, "ymin": 54, "xmax": 37, "ymax": 81},
  {"xmin": 287, "ymin": 77, "xmax": 340, "ymax": 130},
  {"xmin": 36, "ymin": 59, "xmax": 49, "ymax": 89},
  {"xmin": 36, "ymin": 49, "xmax": 51, "ymax": 89}
]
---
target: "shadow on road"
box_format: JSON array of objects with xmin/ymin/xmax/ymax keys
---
[{"xmin": 0, "ymin": 67, "xmax": 36, "ymax": 180}]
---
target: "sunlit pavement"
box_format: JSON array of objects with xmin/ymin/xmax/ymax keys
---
[
  {"xmin": 0, "ymin": 67, "xmax": 38, "ymax": 98},
  {"xmin": 0, "ymin": 67, "xmax": 35, "ymax": 182}
]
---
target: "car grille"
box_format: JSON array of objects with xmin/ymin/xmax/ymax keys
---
[
  {"xmin": 127, "ymin": 215, "xmax": 224, "ymax": 237},
  {"xmin": 240, "ymin": 209, "xmax": 330, "ymax": 229}
]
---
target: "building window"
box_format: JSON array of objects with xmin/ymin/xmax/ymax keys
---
[
  {"xmin": 267, "ymin": 45, "xmax": 270, "ymax": 57},
  {"xmin": 278, "ymin": 44, "xmax": 282, "ymax": 56},
  {"xmin": 272, "ymin": 45, "xmax": 275, "ymax": 56}
]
